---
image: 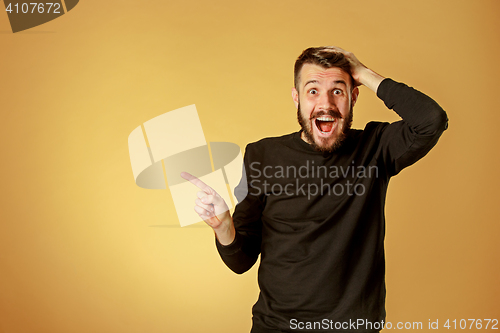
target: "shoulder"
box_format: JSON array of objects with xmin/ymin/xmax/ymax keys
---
[
  {"xmin": 345, "ymin": 121, "xmax": 390, "ymax": 145},
  {"xmin": 246, "ymin": 132, "xmax": 297, "ymax": 150},
  {"xmin": 337, "ymin": 121, "xmax": 398, "ymax": 158},
  {"xmin": 241, "ymin": 132, "xmax": 299, "ymax": 164}
]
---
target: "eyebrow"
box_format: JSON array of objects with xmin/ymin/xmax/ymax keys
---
[{"xmin": 303, "ymin": 79, "xmax": 347, "ymax": 88}]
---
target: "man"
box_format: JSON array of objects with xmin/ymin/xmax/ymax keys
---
[{"xmin": 181, "ymin": 46, "xmax": 448, "ymax": 332}]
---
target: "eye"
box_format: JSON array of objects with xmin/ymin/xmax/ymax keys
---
[
  {"xmin": 333, "ymin": 89, "xmax": 343, "ymax": 95},
  {"xmin": 308, "ymin": 88, "xmax": 318, "ymax": 95}
]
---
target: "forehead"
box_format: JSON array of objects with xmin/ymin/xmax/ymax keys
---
[{"xmin": 299, "ymin": 63, "xmax": 351, "ymax": 88}]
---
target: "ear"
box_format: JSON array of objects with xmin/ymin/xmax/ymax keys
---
[
  {"xmin": 351, "ymin": 87, "xmax": 359, "ymax": 107},
  {"xmin": 292, "ymin": 87, "xmax": 299, "ymax": 109}
]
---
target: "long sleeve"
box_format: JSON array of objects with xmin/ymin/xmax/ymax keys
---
[{"xmin": 375, "ymin": 78, "xmax": 448, "ymax": 176}]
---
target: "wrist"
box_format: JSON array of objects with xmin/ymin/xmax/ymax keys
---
[
  {"xmin": 214, "ymin": 217, "xmax": 235, "ymax": 246},
  {"xmin": 356, "ymin": 67, "xmax": 385, "ymax": 92}
]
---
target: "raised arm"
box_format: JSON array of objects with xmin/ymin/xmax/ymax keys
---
[
  {"xmin": 324, "ymin": 46, "xmax": 448, "ymax": 175},
  {"xmin": 324, "ymin": 46, "xmax": 448, "ymax": 133}
]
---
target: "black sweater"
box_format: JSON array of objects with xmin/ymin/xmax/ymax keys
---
[{"xmin": 216, "ymin": 79, "xmax": 448, "ymax": 332}]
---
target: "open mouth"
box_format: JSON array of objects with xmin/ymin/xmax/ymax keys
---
[{"xmin": 314, "ymin": 116, "xmax": 337, "ymax": 136}]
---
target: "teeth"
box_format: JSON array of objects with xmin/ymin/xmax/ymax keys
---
[{"xmin": 316, "ymin": 116, "xmax": 335, "ymax": 121}]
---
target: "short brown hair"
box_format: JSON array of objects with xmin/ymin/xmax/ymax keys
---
[{"xmin": 294, "ymin": 47, "xmax": 353, "ymax": 90}]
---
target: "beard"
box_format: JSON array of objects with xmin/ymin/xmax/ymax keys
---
[{"xmin": 297, "ymin": 102, "xmax": 353, "ymax": 153}]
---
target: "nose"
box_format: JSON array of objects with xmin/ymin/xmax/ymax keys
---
[{"xmin": 318, "ymin": 92, "xmax": 335, "ymax": 111}]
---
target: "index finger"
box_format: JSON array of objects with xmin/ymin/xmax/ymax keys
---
[{"xmin": 180, "ymin": 172, "xmax": 211, "ymax": 192}]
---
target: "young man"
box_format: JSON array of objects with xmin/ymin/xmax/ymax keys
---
[{"xmin": 182, "ymin": 46, "xmax": 448, "ymax": 332}]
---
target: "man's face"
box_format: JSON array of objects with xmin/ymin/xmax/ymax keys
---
[{"xmin": 292, "ymin": 63, "xmax": 359, "ymax": 153}]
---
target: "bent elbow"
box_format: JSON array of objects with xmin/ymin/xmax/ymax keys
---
[
  {"xmin": 231, "ymin": 267, "xmax": 250, "ymax": 275},
  {"xmin": 436, "ymin": 109, "xmax": 449, "ymax": 132},
  {"xmin": 417, "ymin": 108, "xmax": 449, "ymax": 136}
]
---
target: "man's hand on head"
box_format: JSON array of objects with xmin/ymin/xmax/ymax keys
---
[{"xmin": 323, "ymin": 46, "xmax": 385, "ymax": 93}]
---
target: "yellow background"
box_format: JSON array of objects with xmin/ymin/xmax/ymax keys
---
[{"xmin": 0, "ymin": 0, "xmax": 499, "ymax": 332}]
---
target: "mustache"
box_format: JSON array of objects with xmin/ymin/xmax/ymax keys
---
[{"xmin": 309, "ymin": 109, "xmax": 343, "ymax": 121}]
